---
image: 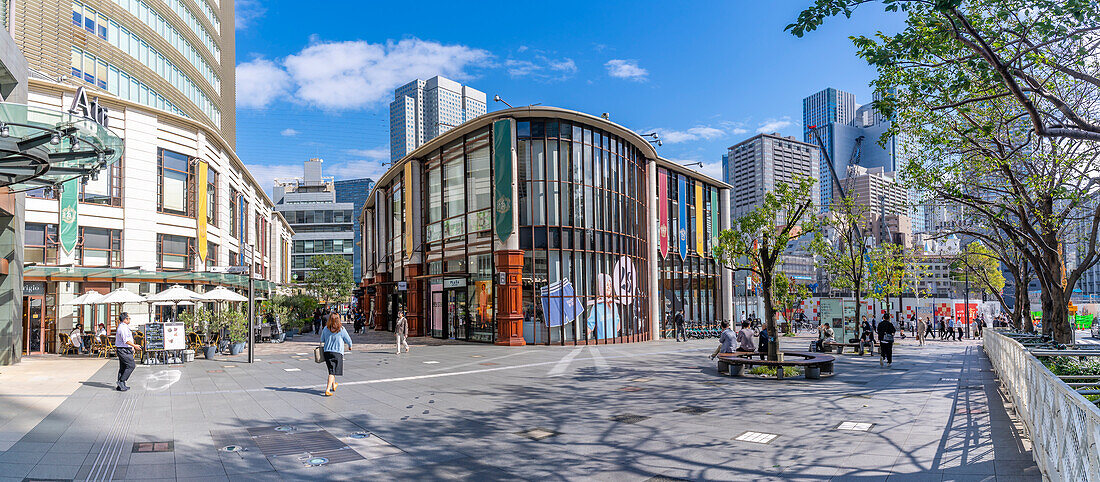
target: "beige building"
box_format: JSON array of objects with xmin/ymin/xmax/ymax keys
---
[{"xmin": 834, "ymin": 165, "xmax": 911, "ymax": 247}]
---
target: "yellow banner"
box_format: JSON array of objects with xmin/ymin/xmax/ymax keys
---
[
  {"xmin": 404, "ymin": 162, "xmax": 413, "ymax": 257},
  {"xmin": 695, "ymin": 183, "xmax": 704, "ymax": 255},
  {"xmin": 196, "ymin": 160, "xmax": 208, "ymax": 262}
]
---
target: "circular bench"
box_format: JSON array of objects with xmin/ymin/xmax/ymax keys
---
[
  {"xmin": 716, "ymin": 351, "xmax": 836, "ymax": 379},
  {"xmin": 823, "ymin": 342, "xmax": 880, "ymax": 355}
]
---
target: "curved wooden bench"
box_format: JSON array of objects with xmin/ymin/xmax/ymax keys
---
[
  {"xmin": 716, "ymin": 351, "xmax": 835, "ymax": 379},
  {"xmin": 823, "ymin": 341, "xmax": 880, "ymax": 355}
]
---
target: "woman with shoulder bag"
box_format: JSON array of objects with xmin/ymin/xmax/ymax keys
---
[
  {"xmin": 319, "ymin": 313, "xmax": 353, "ymax": 396},
  {"xmin": 878, "ymin": 314, "xmax": 896, "ymax": 367}
]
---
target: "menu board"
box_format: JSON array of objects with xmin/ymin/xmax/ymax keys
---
[
  {"xmin": 164, "ymin": 322, "xmax": 185, "ymax": 350},
  {"xmin": 145, "ymin": 323, "xmax": 165, "ymax": 351}
]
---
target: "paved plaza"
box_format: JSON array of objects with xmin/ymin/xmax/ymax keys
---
[{"xmin": 0, "ymin": 333, "xmax": 1042, "ymax": 481}]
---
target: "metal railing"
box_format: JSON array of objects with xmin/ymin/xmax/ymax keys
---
[{"xmin": 983, "ymin": 330, "xmax": 1100, "ymax": 482}]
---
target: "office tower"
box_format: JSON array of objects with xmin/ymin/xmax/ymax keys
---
[
  {"xmin": 11, "ymin": 0, "xmax": 236, "ymax": 144},
  {"xmin": 725, "ymin": 132, "xmax": 821, "ymax": 220},
  {"xmin": 273, "ymin": 159, "xmax": 355, "ymax": 281},
  {"xmin": 836, "ymin": 165, "xmax": 911, "ymax": 247},
  {"xmin": 389, "ymin": 76, "xmax": 487, "ymax": 162},
  {"xmin": 334, "ymin": 177, "xmax": 375, "ymax": 282}
]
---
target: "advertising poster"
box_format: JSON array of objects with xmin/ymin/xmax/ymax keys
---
[
  {"xmin": 677, "ymin": 175, "xmax": 687, "ymax": 259},
  {"xmin": 658, "ymin": 170, "xmax": 668, "ymax": 258},
  {"xmin": 164, "ymin": 322, "xmax": 185, "ymax": 350}
]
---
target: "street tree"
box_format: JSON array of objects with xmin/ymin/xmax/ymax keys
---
[
  {"xmin": 867, "ymin": 242, "xmax": 912, "ymax": 323},
  {"xmin": 713, "ymin": 176, "xmax": 819, "ymax": 360},
  {"xmin": 773, "ymin": 272, "xmax": 812, "ymax": 334},
  {"xmin": 812, "ymin": 195, "xmax": 873, "ymax": 326},
  {"xmin": 304, "ymin": 254, "xmax": 354, "ymax": 307},
  {"xmin": 788, "ymin": 0, "xmax": 1100, "ymax": 343}
]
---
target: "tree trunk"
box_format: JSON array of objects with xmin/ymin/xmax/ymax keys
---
[
  {"xmin": 761, "ymin": 269, "xmax": 779, "ymax": 361},
  {"xmin": 1040, "ymin": 288, "xmax": 1054, "ymax": 338},
  {"xmin": 1013, "ymin": 287, "xmax": 1028, "ymax": 332},
  {"xmin": 854, "ymin": 286, "xmax": 863, "ymax": 344}
]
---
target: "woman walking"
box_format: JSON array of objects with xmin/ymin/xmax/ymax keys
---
[
  {"xmin": 320, "ymin": 313, "xmax": 352, "ymax": 396},
  {"xmin": 395, "ymin": 308, "xmax": 410, "ymax": 354},
  {"xmin": 878, "ymin": 313, "xmax": 897, "ymax": 367}
]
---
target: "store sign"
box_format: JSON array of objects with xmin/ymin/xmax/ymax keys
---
[
  {"xmin": 59, "ymin": 178, "xmax": 78, "ymax": 253},
  {"xmin": 396, "ymin": 281, "xmax": 408, "ymax": 291},
  {"xmin": 68, "ymin": 86, "xmax": 110, "ymax": 128},
  {"xmin": 444, "ymin": 278, "xmax": 466, "ymax": 289},
  {"xmin": 23, "ymin": 282, "xmax": 45, "ymax": 296},
  {"xmin": 492, "ymin": 119, "xmax": 514, "ymax": 243}
]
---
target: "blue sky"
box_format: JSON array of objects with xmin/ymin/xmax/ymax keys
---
[{"xmin": 233, "ymin": 0, "xmax": 906, "ymax": 190}]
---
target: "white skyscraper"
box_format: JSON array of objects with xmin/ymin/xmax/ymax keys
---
[{"xmin": 389, "ymin": 76, "xmax": 487, "ymax": 162}]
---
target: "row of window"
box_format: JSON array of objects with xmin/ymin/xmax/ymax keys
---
[
  {"xmin": 110, "ymin": 0, "xmax": 220, "ymax": 61},
  {"xmin": 75, "ymin": 0, "xmax": 220, "ymax": 93},
  {"xmin": 27, "ymin": 158, "xmax": 125, "ymax": 206},
  {"xmin": 281, "ymin": 210, "xmax": 355, "ymax": 225},
  {"xmin": 661, "ymin": 170, "xmax": 719, "ymax": 258},
  {"xmin": 291, "ymin": 254, "xmax": 353, "ymax": 270},
  {"xmin": 293, "ymin": 239, "xmax": 354, "ymax": 254},
  {"xmin": 423, "ymin": 129, "xmax": 491, "ymax": 244},
  {"xmin": 26, "ymin": 224, "xmax": 122, "ymax": 267},
  {"xmin": 192, "ymin": 0, "xmax": 220, "ymax": 34},
  {"xmin": 70, "ymin": 47, "xmax": 186, "ymax": 118}
]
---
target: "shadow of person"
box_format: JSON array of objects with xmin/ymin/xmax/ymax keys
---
[
  {"xmin": 80, "ymin": 381, "xmax": 116, "ymax": 389},
  {"xmin": 264, "ymin": 386, "xmax": 325, "ymax": 395}
]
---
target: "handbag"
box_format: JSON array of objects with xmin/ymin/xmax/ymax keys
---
[{"xmin": 314, "ymin": 346, "xmax": 324, "ymax": 363}]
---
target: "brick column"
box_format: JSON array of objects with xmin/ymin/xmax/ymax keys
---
[
  {"xmin": 404, "ymin": 263, "xmax": 425, "ymax": 337},
  {"xmin": 372, "ymin": 273, "xmax": 388, "ymax": 331},
  {"xmin": 495, "ymin": 249, "xmax": 525, "ymax": 346}
]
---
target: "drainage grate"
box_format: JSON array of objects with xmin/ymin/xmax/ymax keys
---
[
  {"xmin": 423, "ymin": 361, "xmax": 440, "ymax": 364},
  {"xmin": 610, "ymin": 414, "xmax": 650, "ymax": 424},
  {"xmin": 132, "ymin": 441, "xmax": 174, "ymax": 453},
  {"xmin": 284, "ymin": 368, "xmax": 301, "ymax": 372},
  {"xmin": 253, "ymin": 430, "xmax": 350, "ymax": 457},
  {"xmin": 734, "ymin": 431, "xmax": 779, "ymax": 444},
  {"xmin": 835, "ymin": 422, "xmax": 874, "ymax": 432},
  {"xmin": 645, "ymin": 476, "xmax": 689, "ymax": 482},
  {"xmin": 268, "ymin": 361, "xmax": 285, "ymax": 364},
  {"xmin": 515, "ymin": 428, "xmax": 559, "ymax": 441},
  {"xmin": 674, "ymin": 406, "xmax": 713, "ymax": 415},
  {"xmin": 959, "ymin": 384, "xmax": 985, "ymax": 390},
  {"xmin": 940, "ymin": 377, "xmax": 959, "ymax": 381}
]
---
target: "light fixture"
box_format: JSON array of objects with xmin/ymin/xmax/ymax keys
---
[
  {"xmin": 493, "ymin": 95, "xmax": 513, "ymax": 108},
  {"xmin": 0, "ymin": 123, "xmax": 9, "ymax": 137},
  {"xmin": 50, "ymin": 132, "xmax": 60, "ymax": 145}
]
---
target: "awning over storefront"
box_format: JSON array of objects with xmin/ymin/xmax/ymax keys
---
[
  {"xmin": 23, "ymin": 265, "xmax": 277, "ymax": 291},
  {"xmin": 0, "ymin": 101, "xmax": 123, "ymax": 191}
]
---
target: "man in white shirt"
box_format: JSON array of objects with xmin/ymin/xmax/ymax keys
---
[{"xmin": 114, "ymin": 313, "xmax": 141, "ymax": 391}]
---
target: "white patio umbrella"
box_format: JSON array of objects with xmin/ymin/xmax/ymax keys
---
[
  {"xmin": 66, "ymin": 290, "xmax": 103, "ymax": 305},
  {"xmin": 201, "ymin": 286, "xmax": 248, "ymax": 302},
  {"xmin": 152, "ymin": 300, "xmax": 195, "ymax": 306},
  {"xmin": 97, "ymin": 287, "xmax": 148, "ymax": 325},
  {"xmin": 146, "ymin": 285, "xmax": 203, "ymax": 302}
]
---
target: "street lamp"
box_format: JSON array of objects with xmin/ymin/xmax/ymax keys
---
[{"xmin": 493, "ymin": 95, "xmax": 513, "ymax": 108}]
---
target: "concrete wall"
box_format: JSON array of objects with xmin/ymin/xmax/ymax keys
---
[{"xmin": 0, "ymin": 192, "xmax": 24, "ymax": 365}]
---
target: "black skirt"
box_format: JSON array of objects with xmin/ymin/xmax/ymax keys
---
[{"xmin": 323, "ymin": 351, "xmax": 343, "ymax": 376}]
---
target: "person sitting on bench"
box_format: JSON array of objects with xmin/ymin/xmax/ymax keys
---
[
  {"xmin": 816, "ymin": 322, "xmax": 834, "ymax": 352},
  {"xmin": 709, "ymin": 320, "xmax": 735, "ymax": 360}
]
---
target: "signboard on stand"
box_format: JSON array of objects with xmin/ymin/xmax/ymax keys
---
[
  {"xmin": 145, "ymin": 323, "xmax": 165, "ymax": 351},
  {"xmin": 164, "ymin": 322, "xmax": 185, "ymax": 350}
]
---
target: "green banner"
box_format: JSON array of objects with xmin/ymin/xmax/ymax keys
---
[
  {"xmin": 493, "ymin": 119, "xmax": 514, "ymax": 243},
  {"xmin": 1076, "ymin": 314, "xmax": 1093, "ymax": 329},
  {"xmin": 59, "ymin": 178, "xmax": 78, "ymax": 253}
]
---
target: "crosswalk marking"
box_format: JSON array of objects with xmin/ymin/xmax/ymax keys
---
[
  {"xmin": 590, "ymin": 346, "xmax": 610, "ymax": 373},
  {"xmin": 547, "ymin": 348, "xmax": 583, "ymax": 377}
]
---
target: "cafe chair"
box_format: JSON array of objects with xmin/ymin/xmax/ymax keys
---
[
  {"xmin": 186, "ymin": 332, "xmax": 203, "ymax": 352},
  {"xmin": 99, "ymin": 335, "xmax": 115, "ymax": 358},
  {"xmin": 59, "ymin": 333, "xmax": 77, "ymax": 355}
]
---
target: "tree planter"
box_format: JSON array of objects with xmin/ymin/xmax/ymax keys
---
[
  {"xmin": 229, "ymin": 342, "xmax": 245, "ymax": 355},
  {"xmin": 202, "ymin": 346, "xmax": 217, "ymax": 360}
]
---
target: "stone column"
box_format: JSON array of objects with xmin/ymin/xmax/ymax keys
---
[
  {"xmin": 494, "ymin": 250, "xmax": 525, "ymax": 346},
  {"xmin": 372, "ymin": 273, "xmax": 388, "ymax": 331},
  {"xmin": 0, "ymin": 189, "xmax": 23, "ymax": 365},
  {"xmin": 646, "ymin": 159, "xmax": 660, "ymax": 340},
  {"xmin": 404, "ymin": 263, "xmax": 425, "ymax": 336},
  {"xmin": 720, "ymin": 188, "xmax": 734, "ymax": 322}
]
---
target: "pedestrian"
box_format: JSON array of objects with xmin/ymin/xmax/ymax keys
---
[
  {"xmin": 395, "ymin": 307, "xmax": 410, "ymax": 354},
  {"xmin": 320, "ymin": 313, "xmax": 353, "ymax": 397},
  {"xmin": 114, "ymin": 312, "xmax": 141, "ymax": 391},
  {"xmin": 924, "ymin": 316, "xmax": 935, "ymax": 340},
  {"xmin": 674, "ymin": 310, "xmax": 686, "ymax": 342},
  {"xmin": 709, "ymin": 320, "xmax": 735, "ymax": 360},
  {"xmin": 860, "ymin": 316, "xmax": 876, "ymax": 356},
  {"xmin": 736, "ymin": 321, "xmax": 756, "ymax": 353},
  {"xmin": 69, "ymin": 325, "xmax": 85, "ymax": 354},
  {"xmin": 758, "ymin": 324, "xmax": 771, "ymax": 354},
  {"xmin": 976, "ymin": 316, "xmax": 985, "ymax": 339},
  {"xmin": 816, "ymin": 321, "xmax": 835, "ymax": 352},
  {"xmin": 957, "ymin": 319, "xmax": 965, "ymax": 340},
  {"xmin": 916, "ymin": 317, "xmax": 928, "ymax": 346},
  {"xmin": 313, "ymin": 309, "xmax": 323, "ymax": 335},
  {"xmin": 878, "ymin": 314, "xmax": 896, "ymax": 367},
  {"xmin": 946, "ymin": 317, "xmax": 957, "ymax": 341}
]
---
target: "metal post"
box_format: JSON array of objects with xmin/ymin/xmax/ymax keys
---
[
  {"xmin": 965, "ymin": 269, "xmax": 970, "ymax": 338},
  {"xmin": 248, "ymin": 262, "xmax": 255, "ymax": 364}
]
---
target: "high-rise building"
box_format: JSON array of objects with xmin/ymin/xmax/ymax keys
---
[
  {"xmin": 804, "ymin": 88, "xmax": 857, "ymax": 209},
  {"xmin": 11, "ymin": 0, "xmax": 236, "ymax": 144},
  {"xmin": 389, "ymin": 76, "xmax": 486, "ymax": 162},
  {"xmin": 724, "ymin": 132, "xmax": 821, "ymax": 220},
  {"xmin": 273, "ymin": 159, "xmax": 355, "ymax": 282},
  {"xmin": 834, "ymin": 165, "xmax": 911, "ymax": 247},
  {"xmin": 334, "ymin": 177, "xmax": 374, "ymax": 282}
]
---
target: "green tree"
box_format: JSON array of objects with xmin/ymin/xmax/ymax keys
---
[
  {"xmin": 713, "ymin": 176, "xmax": 818, "ymax": 360},
  {"xmin": 304, "ymin": 255, "xmax": 354, "ymax": 307},
  {"xmin": 789, "ymin": 0, "xmax": 1100, "ymax": 343},
  {"xmin": 867, "ymin": 242, "xmax": 911, "ymax": 321},
  {"xmin": 773, "ymin": 272, "xmax": 812, "ymax": 334},
  {"xmin": 812, "ymin": 195, "xmax": 872, "ymax": 324}
]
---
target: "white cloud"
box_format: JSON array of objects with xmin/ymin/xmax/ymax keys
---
[
  {"xmin": 605, "ymin": 59, "xmax": 648, "ymax": 81},
  {"xmin": 343, "ymin": 148, "xmax": 389, "ymax": 160},
  {"xmin": 235, "ymin": 0, "xmax": 265, "ymax": 30},
  {"xmin": 505, "ymin": 55, "xmax": 577, "ymax": 81},
  {"xmin": 245, "ymin": 163, "xmax": 303, "ymax": 193},
  {"xmin": 650, "ymin": 125, "xmax": 727, "ymax": 144},
  {"xmin": 280, "ymin": 128, "xmax": 299, "ymax": 137},
  {"xmin": 756, "ymin": 117, "xmax": 793, "ymax": 134},
  {"xmin": 235, "ymin": 58, "xmax": 291, "ymax": 109},
  {"xmin": 326, "ymin": 159, "xmax": 392, "ymax": 181},
  {"xmin": 238, "ymin": 38, "xmax": 492, "ymax": 110},
  {"xmin": 669, "ymin": 159, "xmax": 724, "ymax": 181}
]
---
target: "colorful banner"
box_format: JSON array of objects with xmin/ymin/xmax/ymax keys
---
[
  {"xmin": 677, "ymin": 175, "xmax": 687, "ymax": 259},
  {"xmin": 711, "ymin": 189, "xmax": 719, "ymax": 250},
  {"xmin": 658, "ymin": 169, "xmax": 668, "ymax": 258},
  {"xmin": 492, "ymin": 119, "xmax": 514, "ymax": 243},
  {"xmin": 404, "ymin": 162, "xmax": 413, "ymax": 257},
  {"xmin": 196, "ymin": 160, "xmax": 208, "ymax": 262},
  {"xmin": 695, "ymin": 183, "xmax": 704, "ymax": 255},
  {"xmin": 59, "ymin": 178, "xmax": 78, "ymax": 253}
]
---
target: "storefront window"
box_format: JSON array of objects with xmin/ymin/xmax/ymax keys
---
[
  {"xmin": 465, "ymin": 130, "xmax": 491, "ymax": 232},
  {"xmin": 25, "ymin": 223, "xmax": 58, "ymax": 264},
  {"xmin": 158, "ymin": 148, "xmax": 191, "ymax": 215},
  {"xmin": 158, "ymin": 233, "xmax": 193, "ymax": 271},
  {"xmin": 79, "ymin": 227, "xmax": 122, "ymax": 267},
  {"xmin": 207, "ymin": 166, "xmax": 217, "ymax": 226}
]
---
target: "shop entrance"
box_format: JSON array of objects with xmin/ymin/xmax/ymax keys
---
[
  {"xmin": 386, "ymin": 291, "xmax": 406, "ymax": 332},
  {"xmin": 22, "ymin": 295, "xmax": 44, "ymax": 354},
  {"xmin": 445, "ymin": 289, "xmax": 468, "ymax": 340}
]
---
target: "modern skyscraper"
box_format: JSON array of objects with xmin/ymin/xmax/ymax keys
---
[
  {"xmin": 724, "ymin": 132, "xmax": 821, "ymax": 220},
  {"xmin": 273, "ymin": 159, "xmax": 355, "ymax": 282},
  {"xmin": 389, "ymin": 76, "xmax": 487, "ymax": 162},
  {"xmin": 334, "ymin": 177, "xmax": 375, "ymax": 282},
  {"xmin": 10, "ymin": 0, "xmax": 237, "ymax": 144}
]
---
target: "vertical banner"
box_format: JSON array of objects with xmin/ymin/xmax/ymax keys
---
[
  {"xmin": 492, "ymin": 119, "xmax": 514, "ymax": 243},
  {"xmin": 657, "ymin": 169, "xmax": 668, "ymax": 258},
  {"xmin": 710, "ymin": 189, "xmax": 719, "ymax": 250},
  {"xmin": 238, "ymin": 193, "xmax": 245, "ymax": 266},
  {"xmin": 58, "ymin": 178, "xmax": 78, "ymax": 253},
  {"xmin": 694, "ymin": 182, "xmax": 704, "ymax": 255},
  {"xmin": 404, "ymin": 162, "xmax": 413, "ymax": 257},
  {"xmin": 196, "ymin": 160, "xmax": 208, "ymax": 262},
  {"xmin": 677, "ymin": 175, "xmax": 687, "ymax": 260}
]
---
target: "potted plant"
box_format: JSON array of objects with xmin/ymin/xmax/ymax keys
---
[
  {"xmin": 227, "ymin": 310, "xmax": 247, "ymax": 355},
  {"xmin": 204, "ymin": 308, "xmax": 227, "ymax": 360}
]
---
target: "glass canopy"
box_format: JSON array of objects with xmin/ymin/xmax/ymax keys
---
[{"xmin": 0, "ymin": 102, "xmax": 124, "ymax": 192}]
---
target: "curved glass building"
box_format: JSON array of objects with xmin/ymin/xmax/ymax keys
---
[{"xmin": 360, "ymin": 107, "xmax": 734, "ymax": 346}]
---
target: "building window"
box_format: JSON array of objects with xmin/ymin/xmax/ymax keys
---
[
  {"xmin": 25, "ymin": 223, "xmax": 59, "ymax": 265},
  {"xmin": 79, "ymin": 227, "xmax": 122, "ymax": 267},
  {"xmin": 81, "ymin": 156, "xmax": 122, "ymax": 206},
  {"xmin": 158, "ymin": 148, "xmax": 193, "ymax": 216},
  {"xmin": 157, "ymin": 234, "xmax": 194, "ymax": 271},
  {"xmin": 229, "ymin": 188, "xmax": 238, "ymax": 238},
  {"xmin": 206, "ymin": 166, "xmax": 217, "ymax": 226},
  {"xmin": 206, "ymin": 242, "xmax": 217, "ymax": 268}
]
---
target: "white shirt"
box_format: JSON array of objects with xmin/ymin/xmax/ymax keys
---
[
  {"xmin": 115, "ymin": 323, "xmax": 134, "ymax": 348},
  {"xmin": 70, "ymin": 329, "xmax": 83, "ymax": 347}
]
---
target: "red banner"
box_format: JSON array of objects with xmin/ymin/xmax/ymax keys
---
[
  {"xmin": 658, "ymin": 169, "xmax": 668, "ymax": 258},
  {"xmin": 955, "ymin": 302, "xmax": 978, "ymax": 324}
]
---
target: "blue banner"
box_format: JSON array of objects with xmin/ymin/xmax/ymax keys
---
[
  {"xmin": 540, "ymin": 279, "xmax": 581, "ymax": 327},
  {"xmin": 678, "ymin": 175, "xmax": 687, "ymax": 259}
]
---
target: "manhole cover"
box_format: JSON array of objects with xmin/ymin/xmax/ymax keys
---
[
  {"xmin": 132, "ymin": 441, "xmax": 174, "ymax": 453},
  {"xmin": 610, "ymin": 414, "xmax": 650, "ymax": 424},
  {"xmin": 515, "ymin": 428, "xmax": 559, "ymax": 441},
  {"xmin": 275, "ymin": 426, "xmax": 297, "ymax": 432},
  {"xmin": 348, "ymin": 432, "xmax": 370, "ymax": 439},
  {"xmin": 303, "ymin": 456, "xmax": 328, "ymax": 466},
  {"xmin": 221, "ymin": 445, "xmax": 245, "ymax": 452},
  {"xmin": 674, "ymin": 406, "xmax": 713, "ymax": 415}
]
